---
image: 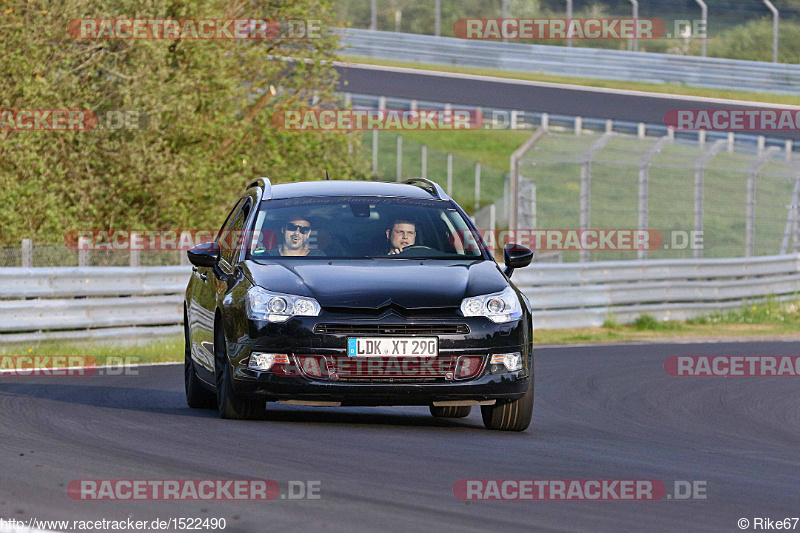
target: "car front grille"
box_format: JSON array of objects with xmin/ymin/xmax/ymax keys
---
[
  {"xmin": 313, "ymin": 323, "xmax": 469, "ymax": 335},
  {"xmin": 330, "ymin": 355, "xmax": 457, "ymax": 382}
]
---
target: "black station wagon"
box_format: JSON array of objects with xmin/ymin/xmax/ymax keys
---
[{"xmin": 184, "ymin": 178, "xmax": 535, "ymax": 431}]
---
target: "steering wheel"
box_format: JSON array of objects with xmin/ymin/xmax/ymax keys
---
[{"xmin": 392, "ymin": 245, "xmax": 440, "ymax": 257}]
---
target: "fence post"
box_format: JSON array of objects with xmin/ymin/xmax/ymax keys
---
[
  {"xmin": 503, "ymin": 174, "xmax": 509, "ymax": 221},
  {"xmin": 370, "ymin": 0, "xmax": 377, "ymax": 30},
  {"xmin": 694, "ymin": 140, "xmax": 725, "ymax": 259},
  {"xmin": 780, "ymin": 169, "xmax": 800, "ymax": 254},
  {"xmin": 695, "ymin": 0, "xmax": 708, "ymax": 57},
  {"xmin": 509, "ymin": 127, "xmax": 548, "ymax": 232},
  {"xmin": 747, "ymin": 146, "xmax": 780, "ymax": 256},
  {"xmin": 378, "ymin": 95, "xmax": 386, "ymax": 110},
  {"xmin": 605, "ymin": 119, "xmax": 613, "ymax": 133},
  {"xmin": 434, "ymin": 0, "xmax": 441, "ymax": 36},
  {"xmin": 130, "ymin": 233, "xmax": 141, "ymax": 267},
  {"xmin": 638, "ymin": 136, "xmax": 673, "ymax": 260},
  {"xmin": 566, "ymin": 0, "xmax": 573, "ymax": 47},
  {"xmin": 727, "ymin": 132, "xmax": 735, "ymax": 153},
  {"xmin": 510, "ymin": 110, "xmax": 518, "ymax": 130},
  {"xmin": 698, "ymin": 129, "xmax": 706, "ymax": 147},
  {"xmin": 762, "ymin": 0, "xmax": 779, "ymax": 63},
  {"xmin": 489, "ymin": 204, "xmax": 496, "ymax": 234},
  {"xmin": 541, "ymin": 113, "xmax": 549, "ymax": 131},
  {"xmin": 579, "ymin": 132, "xmax": 615, "ymax": 262},
  {"xmin": 421, "ymin": 145, "xmax": 427, "ymax": 178},
  {"xmin": 446, "ymin": 153, "xmax": 453, "ymax": 195},
  {"xmin": 786, "ymin": 140, "xmax": 793, "ymax": 162},
  {"xmin": 372, "ymin": 129, "xmax": 379, "ymax": 174},
  {"xmin": 78, "ymin": 237, "xmax": 90, "ymax": 267},
  {"xmin": 574, "ymin": 116, "xmax": 582, "ymax": 135},
  {"xmin": 758, "ymin": 136, "xmax": 766, "ymax": 156},
  {"xmin": 21, "ymin": 239, "xmax": 32, "ymax": 268},
  {"xmin": 180, "ymin": 232, "xmax": 191, "ymax": 266},
  {"xmin": 628, "ymin": 0, "xmax": 639, "ymax": 52},
  {"xmin": 396, "ymin": 136, "xmax": 403, "ymax": 182},
  {"xmin": 474, "ymin": 163, "xmax": 481, "ymax": 209},
  {"xmin": 637, "ymin": 122, "xmax": 645, "ymax": 139}
]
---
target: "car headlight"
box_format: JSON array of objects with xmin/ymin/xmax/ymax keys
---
[
  {"xmin": 246, "ymin": 286, "xmax": 321, "ymax": 323},
  {"xmin": 460, "ymin": 286, "xmax": 522, "ymax": 323}
]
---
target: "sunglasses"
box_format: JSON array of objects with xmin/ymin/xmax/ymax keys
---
[{"xmin": 285, "ymin": 222, "xmax": 311, "ymax": 234}]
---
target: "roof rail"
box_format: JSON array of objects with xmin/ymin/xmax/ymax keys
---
[
  {"xmin": 402, "ymin": 178, "xmax": 450, "ymax": 201},
  {"xmin": 247, "ymin": 177, "xmax": 272, "ymax": 200}
]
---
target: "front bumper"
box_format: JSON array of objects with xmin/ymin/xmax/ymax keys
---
[
  {"xmin": 225, "ymin": 313, "xmax": 532, "ymax": 406},
  {"xmin": 233, "ymin": 368, "xmax": 530, "ymax": 406}
]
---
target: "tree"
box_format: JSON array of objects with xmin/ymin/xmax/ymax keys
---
[{"xmin": 0, "ymin": 0, "xmax": 366, "ymax": 244}]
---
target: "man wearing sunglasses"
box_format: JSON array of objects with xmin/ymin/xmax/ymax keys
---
[{"xmin": 277, "ymin": 217, "xmax": 324, "ymax": 257}]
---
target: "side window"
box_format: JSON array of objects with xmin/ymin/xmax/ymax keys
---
[
  {"xmin": 219, "ymin": 201, "xmax": 251, "ymax": 266},
  {"xmin": 216, "ymin": 199, "xmax": 244, "ymax": 246}
]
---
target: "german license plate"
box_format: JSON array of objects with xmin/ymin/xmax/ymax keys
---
[{"xmin": 347, "ymin": 337, "xmax": 438, "ymax": 357}]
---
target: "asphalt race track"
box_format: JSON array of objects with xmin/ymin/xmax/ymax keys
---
[
  {"xmin": 335, "ymin": 64, "xmax": 800, "ymax": 142},
  {"xmin": 1, "ymin": 341, "xmax": 798, "ymax": 532}
]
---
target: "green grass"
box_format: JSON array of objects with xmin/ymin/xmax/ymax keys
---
[
  {"xmin": 536, "ymin": 299, "xmax": 800, "ymax": 345},
  {"xmin": 341, "ymin": 55, "xmax": 800, "ymax": 106},
  {"xmin": 0, "ymin": 336, "xmax": 184, "ymax": 366},
  {"xmin": 360, "ymin": 130, "xmax": 527, "ymax": 210}
]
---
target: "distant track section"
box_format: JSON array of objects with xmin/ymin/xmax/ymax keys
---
[{"xmin": 334, "ymin": 63, "xmax": 800, "ymax": 142}]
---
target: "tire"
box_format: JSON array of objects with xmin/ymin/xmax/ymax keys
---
[
  {"xmin": 214, "ymin": 324, "xmax": 264, "ymax": 420},
  {"xmin": 184, "ymin": 314, "xmax": 215, "ymax": 409},
  {"xmin": 481, "ymin": 376, "xmax": 534, "ymax": 432},
  {"xmin": 429, "ymin": 405, "xmax": 472, "ymax": 418}
]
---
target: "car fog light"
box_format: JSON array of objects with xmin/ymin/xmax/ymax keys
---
[
  {"xmin": 248, "ymin": 353, "xmax": 289, "ymax": 371},
  {"xmin": 490, "ymin": 352, "xmax": 522, "ymax": 372}
]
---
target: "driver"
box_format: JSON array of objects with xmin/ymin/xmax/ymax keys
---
[{"xmin": 386, "ymin": 219, "xmax": 416, "ymax": 255}]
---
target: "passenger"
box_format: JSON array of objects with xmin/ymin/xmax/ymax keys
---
[{"xmin": 274, "ymin": 216, "xmax": 324, "ymax": 256}]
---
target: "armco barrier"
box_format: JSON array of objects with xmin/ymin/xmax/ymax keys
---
[
  {"xmin": 339, "ymin": 29, "xmax": 800, "ymax": 94},
  {"xmin": 514, "ymin": 254, "xmax": 800, "ymax": 329},
  {"xmin": 0, "ymin": 255, "xmax": 798, "ymax": 341}
]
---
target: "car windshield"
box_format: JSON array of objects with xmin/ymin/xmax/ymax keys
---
[{"xmin": 248, "ymin": 196, "xmax": 484, "ymax": 260}]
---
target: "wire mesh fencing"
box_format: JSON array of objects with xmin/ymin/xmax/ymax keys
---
[{"xmin": 497, "ymin": 130, "xmax": 799, "ymax": 262}]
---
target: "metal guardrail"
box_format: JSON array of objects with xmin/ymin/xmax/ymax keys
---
[
  {"xmin": 0, "ymin": 266, "xmax": 190, "ymax": 298},
  {"xmin": 1, "ymin": 255, "xmax": 798, "ymax": 340},
  {"xmin": 347, "ymin": 92, "xmax": 797, "ymax": 155},
  {"xmin": 0, "ymin": 267, "xmax": 190, "ymax": 342},
  {"xmin": 339, "ymin": 29, "xmax": 800, "ymax": 95},
  {"xmin": 515, "ymin": 254, "xmax": 800, "ymax": 329}
]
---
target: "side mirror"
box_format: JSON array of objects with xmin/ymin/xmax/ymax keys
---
[
  {"xmin": 503, "ymin": 243, "xmax": 533, "ymax": 278},
  {"xmin": 187, "ymin": 241, "xmax": 220, "ymax": 268}
]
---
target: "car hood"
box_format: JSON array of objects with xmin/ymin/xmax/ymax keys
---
[{"xmin": 243, "ymin": 259, "xmax": 508, "ymax": 309}]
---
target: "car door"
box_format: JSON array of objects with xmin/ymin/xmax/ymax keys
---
[{"xmin": 189, "ymin": 198, "xmax": 245, "ymax": 382}]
